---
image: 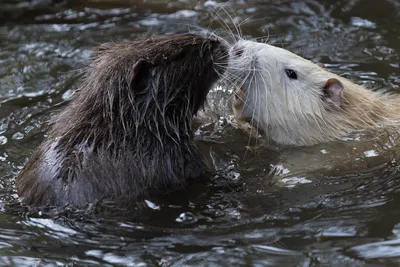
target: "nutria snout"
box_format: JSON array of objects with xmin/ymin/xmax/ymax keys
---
[{"xmin": 16, "ymin": 34, "xmax": 227, "ymax": 208}]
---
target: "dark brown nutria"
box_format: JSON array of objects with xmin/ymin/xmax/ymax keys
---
[{"xmin": 16, "ymin": 34, "xmax": 227, "ymax": 208}]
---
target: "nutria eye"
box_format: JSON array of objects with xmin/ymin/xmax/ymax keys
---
[{"xmin": 285, "ymin": 69, "xmax": 297, "ymax": 79}]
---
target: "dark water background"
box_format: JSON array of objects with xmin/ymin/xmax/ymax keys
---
[{"xmin": 1, "ymin": 0, "xmax": 400, "ymax": 266}]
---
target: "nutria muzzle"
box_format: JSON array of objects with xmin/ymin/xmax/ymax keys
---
[{"xmin": 16, "ymin": 34, "xmax": 228, "ymax": 208}]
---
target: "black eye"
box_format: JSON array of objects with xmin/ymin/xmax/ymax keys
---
[{"xmin": 285, "ymin": 69, "xmax": 297, "ymax": 79}]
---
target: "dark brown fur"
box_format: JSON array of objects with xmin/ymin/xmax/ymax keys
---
[{"xmin": 16, "ymin": 34, "xmax": 227, "ymax": 208}]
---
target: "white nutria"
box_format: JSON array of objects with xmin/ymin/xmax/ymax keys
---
[{"xmin": 224, "ymin": 40, "xmax": 400, "ymax": 146}]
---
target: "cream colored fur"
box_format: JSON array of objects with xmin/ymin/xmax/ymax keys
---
[{"xmin": 226, "ymin": 40, "xmax": 400, "ymax": 146}]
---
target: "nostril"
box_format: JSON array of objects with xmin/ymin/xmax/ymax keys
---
[{"xmin": 231, "ymin": 45, "xmax": 244, "ymax": 57}]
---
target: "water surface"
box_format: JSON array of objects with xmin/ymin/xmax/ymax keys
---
[{"xmin": 1, "ymin": 0, "xmax": 400, "ymax": 266}]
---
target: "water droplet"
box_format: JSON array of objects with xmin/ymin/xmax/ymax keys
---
[
  {"xmin": 364, "ymin": 150, "xmax": 378, "ymax": 157},
  {"xmin": 144, "ymin": 199, "xmax": 160, "ymax": 210},
  {"xmin": 320, "ymin": 149, "xmax": 328, "ymax": 154},
  {"xmin": 12, "ymin": 132, "xmax": 24, "ymax": 140},
  {"xmin": 0, "ymin": 136, "xmax": 7, "ymax": 145},
  {"xmin": 176, "ymin": 212, "xmax": 197, "ymax": 223}
]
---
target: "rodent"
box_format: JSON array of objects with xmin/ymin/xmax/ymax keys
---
[
  {"xmin": 15, "ymin": 34, "xmax": 227, "ymax": 208},
  {"xmin": 225, "ymin": 39, "xmax": 400, "ymax": 146}
]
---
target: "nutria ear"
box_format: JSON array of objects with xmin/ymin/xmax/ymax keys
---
[
  {"xmin": 323, "ymin": 78, "xmax": 344, "ymax": 108},
  {"xmin": 130, "ymin": 59, "xmax": 149, "ymax": 88}
]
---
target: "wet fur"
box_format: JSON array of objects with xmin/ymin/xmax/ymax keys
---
[
  {"xmin": 225, "ymin": 40, "xmax": 400, "ymax": 146},
  {"xmin": 16, "ymin": 34, "xmax": 227, "ymax": 207}
]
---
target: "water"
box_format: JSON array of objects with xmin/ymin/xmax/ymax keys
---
[{"xmin": 1, "ymin": 0, "xmax": 400, "ymax": 265}]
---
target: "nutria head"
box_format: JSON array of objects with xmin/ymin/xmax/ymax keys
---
[
  {"xmin": 225, "ymin": 39, "xmax": 389, "ymax": 146},
  {"xmin": 16, "ymin": 34, "xmax": 227, "ymax": 207}
]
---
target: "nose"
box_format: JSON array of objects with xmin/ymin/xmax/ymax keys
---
[{"xmin": 231, "ymin": 44, "xmax": 244, "ymax": 57}]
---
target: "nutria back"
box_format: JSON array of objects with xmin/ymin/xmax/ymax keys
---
[{"xmin": 16, "ymin": 34, "xmax": 227, "ymax": 208}]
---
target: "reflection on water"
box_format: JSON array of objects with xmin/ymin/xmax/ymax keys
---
[{"xmin": 0, "ymin": 0, "xmax": 400, "ymax": 266}]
